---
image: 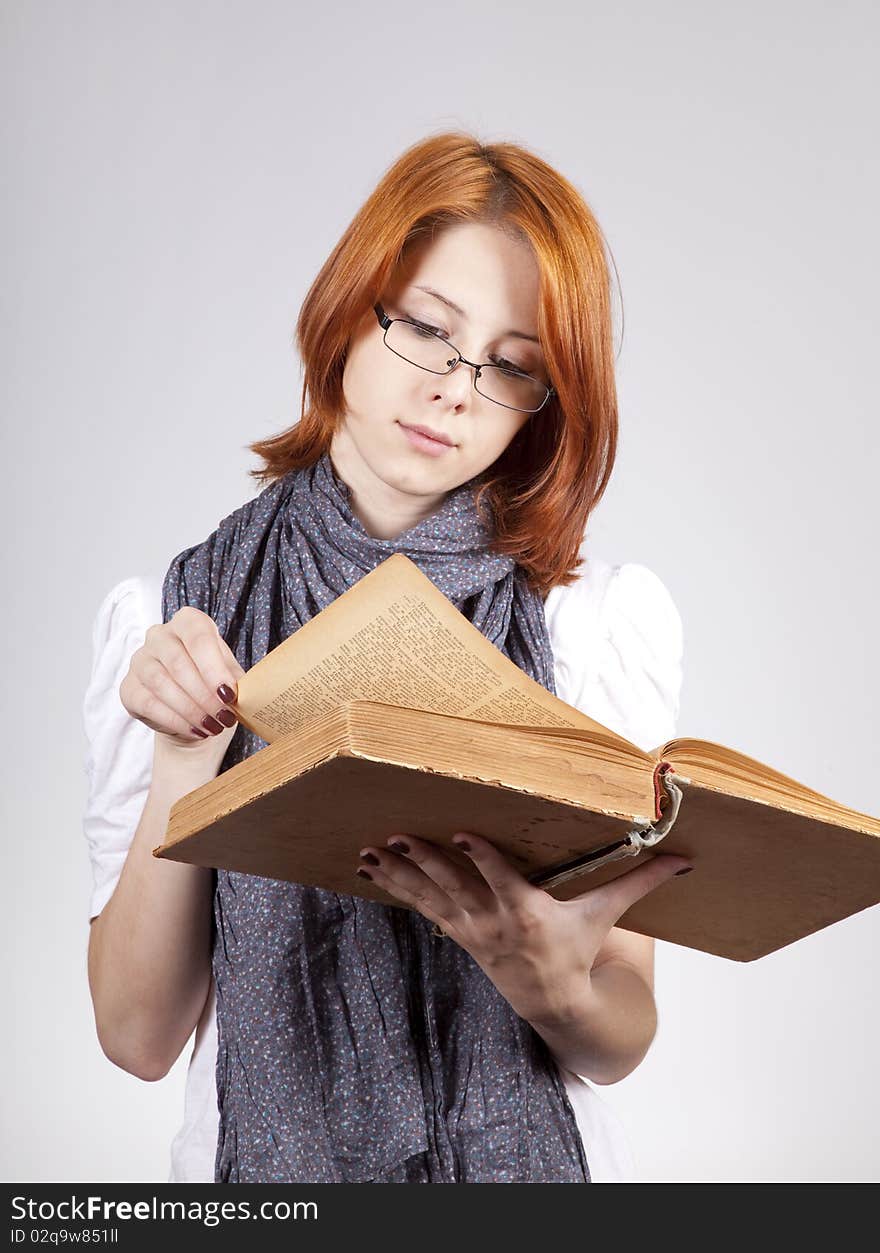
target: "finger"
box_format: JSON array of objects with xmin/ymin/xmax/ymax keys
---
[
  {"xmin": 172, "ymin": 608, "xmax": 247, "ymax": 705},
  {"xmin": 381, "ymin": 834, "xmax": 492, "ymax": 914},
  {"xmin": 449, "ymin": 831, "xmax": 536, "ymax": 909},
  {"xmin": 142, "ymin": 621, "xmax": 240, "ymax": 731},
  {"xmin": 356, "ymin": 846, "xmax": 467, "ymax": 932},
  {"xmin": 130, "ymin": 636, "xmax": 233, "ymax": 731},
  {"xmin": 572, "ymin": 853, "xmax": 693, "ymax": 927},
  {"xmin": 121, "ymin": 672, "xmax": 220, "ymax": 740}
]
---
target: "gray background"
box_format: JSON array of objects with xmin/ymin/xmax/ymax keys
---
[{"xmin": 3, "ymin": 0, "xmax": 878, "ymax": 1182}]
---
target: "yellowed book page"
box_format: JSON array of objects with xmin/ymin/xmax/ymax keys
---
[
  {"xmin": 233, "ymin": 553, "xmax": 636, "ymax": 751},
  {"xmin": 658, "ymin": 737, "xmax": 880, "ymax": 834}
]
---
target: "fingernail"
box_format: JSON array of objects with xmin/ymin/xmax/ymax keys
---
[
  {"xmin": 217, "ymin": 684, "xmax": 236, "ymax": 704},
  {"xmin": 675, "ymin": 867, "xmax": 694, "ymax": 876},
  {"xmin": 190, "ymin": 726, "xmax": 209, "ymax": 738},
  {"xmin": 215, "ymin": 708, "xmax": 237, "ymax": 727},
  {"xmin": 453, "ymin": 837, "xmax": 471, "ymax": 852},
  {"xmin": 388, "ymin": 839, "xmax": 410, "ymax": 854},
  {"xmin": 202, "ymin": 715, "xmax": 224, "ymax": 734},
  {"xmin": 359, "ymin": 851, "xmax": 380, "ymax": 866},
  {"xmin": 356, "ymin": 868, "xmax": 372, "ymax": 880}
]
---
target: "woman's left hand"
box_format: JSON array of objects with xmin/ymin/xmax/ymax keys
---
[{"xmin": 354, "ymin": 831, "xmax": 692, "ymax": 1024}]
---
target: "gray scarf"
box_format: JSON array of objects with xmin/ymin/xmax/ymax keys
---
[{"xmin": 161, "ymin": 451, "xmax": 590, "ymax": 1183}]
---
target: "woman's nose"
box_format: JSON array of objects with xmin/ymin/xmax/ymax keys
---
[{"xmin": 435, "ymin": 357, "xmax": 477, "ymax": 405}]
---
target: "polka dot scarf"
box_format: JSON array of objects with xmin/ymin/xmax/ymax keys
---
[{"xmin": 161, "ymin": 450, "xmax": 590, "ymax": 1184}]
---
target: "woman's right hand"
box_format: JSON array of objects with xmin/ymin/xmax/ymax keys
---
[{"xmin": 120, "ymin": 606, "xmax": 247, "ymax": 766}]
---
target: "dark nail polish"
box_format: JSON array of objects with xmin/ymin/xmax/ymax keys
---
[
  {"xmin": 356, "ymin": 868, "xmax": 372, "ymax": 880},
  {"xmin": 215, "ymin": 708, "xmax": 237, "ymax": 727},
  {"xmin": 675, "ymin": 867, "xmax": 694, "ymax": 876},
  {"xmin": 359, "ymin": 851, "xmax": 380, "ymax": 865},
  {"xmin": 202, "ymin": 714, "xmax": 224, "ymax": 734},
  {"xmin": 454, "ymin": 839, "xmax": 471, "ymax": 853},
  {"xmin": 217, "ymin": 684, "xmax": 236, "ymax": 704},
  {"xmin": 388, "ymin": 839, "xmax": 410, "ymax": 854},
  {"xmin": 190, "ymin": 726, "xmax": 209, "ymax": 739}
]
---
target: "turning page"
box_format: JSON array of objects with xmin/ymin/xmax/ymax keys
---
[{"xmin": 234, "ymin": 554, "xmax": 636, "ymax": 750}]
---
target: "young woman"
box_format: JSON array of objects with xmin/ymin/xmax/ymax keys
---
[{"xmin": 84, "ymin": 131, "xmax": 690, "ymax": 1184}]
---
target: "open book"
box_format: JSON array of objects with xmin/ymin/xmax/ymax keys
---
[{"xmin": 153, "ymin": 553, "xmax": 880, "ymax": 961}]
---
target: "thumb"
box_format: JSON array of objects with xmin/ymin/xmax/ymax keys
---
[{"xmin": 572, "ymin": 853, "xmax": 693, "ymax": 928}]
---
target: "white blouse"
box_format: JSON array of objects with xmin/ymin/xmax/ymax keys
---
[{"xmin": 82, "ymin": 554, "xmax": 684, "ymax": 1184}]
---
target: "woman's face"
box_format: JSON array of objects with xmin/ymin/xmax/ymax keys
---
[{"xmin": 330, "ymin": 221, "xmax": 548, "ymax": 538}]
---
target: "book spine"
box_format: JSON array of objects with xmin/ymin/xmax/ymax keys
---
[
  {"xmin": 654, "ymin": 760, "xmax": 676, "ymax": 821},
  {"xmin": 530, "ymin": 771, "xmax": 688, "ymax": 890}
]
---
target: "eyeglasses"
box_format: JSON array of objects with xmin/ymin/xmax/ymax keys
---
[{"xmin": 373, "ymin": 302, "xmax": 556, "ymax": 414}]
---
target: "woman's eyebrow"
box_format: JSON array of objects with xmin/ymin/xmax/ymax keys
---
[{"xmin": 411, "ymin": 284, "xmax": 541, "ymax": 345}]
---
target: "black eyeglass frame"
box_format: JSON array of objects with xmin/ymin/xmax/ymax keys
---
[{"xmin": 373, "ymin": 302, "xmax": 556, "ymax": 414}]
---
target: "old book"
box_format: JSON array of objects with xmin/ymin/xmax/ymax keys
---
[{"xmin": 152, "ymin": 553, "xmax": 880, "ymax": 961}]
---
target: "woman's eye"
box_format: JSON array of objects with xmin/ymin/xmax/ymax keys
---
[
  {"xmin": 410, "ymin": 319, "xmax": 446, "ymax": 339},
  {"xmin": 493, "ymin": 357, "xmax": 529, "ymax": 376}
]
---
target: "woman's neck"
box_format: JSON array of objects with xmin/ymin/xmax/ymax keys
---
[{"xmin": 327, "ymin": 431, "xmax": 448, "ymax": 540}]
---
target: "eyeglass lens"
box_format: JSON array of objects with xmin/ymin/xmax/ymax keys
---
[{"xmin": 385, "ymin": 321, "xmax": 549, "ymax": 413}]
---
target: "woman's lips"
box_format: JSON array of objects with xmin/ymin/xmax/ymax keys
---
[{"xmin": 398, "ymin": 423, "xmax": 456, "ymax": 457}]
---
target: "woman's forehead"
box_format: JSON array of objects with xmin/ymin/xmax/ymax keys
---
[{"xmin": 389, "ymin": 226, "xmax": 541, "ymax": 334}]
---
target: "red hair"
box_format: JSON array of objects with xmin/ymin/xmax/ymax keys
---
[{"xmin": 247, "ymin": 131, "xmax": 621, "ymax": 598}]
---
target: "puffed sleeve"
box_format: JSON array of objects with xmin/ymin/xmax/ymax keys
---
[
  {"xmin": 82, "ymin": 576, "xmax": 162, "ymax": 922},
  {"xmin": 593, "ymin": 563, "xmax": 684, "ymax": 753},
  {"xmin": 549, "ymin": 559, "xmax": 684, "ymax": 754}
]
